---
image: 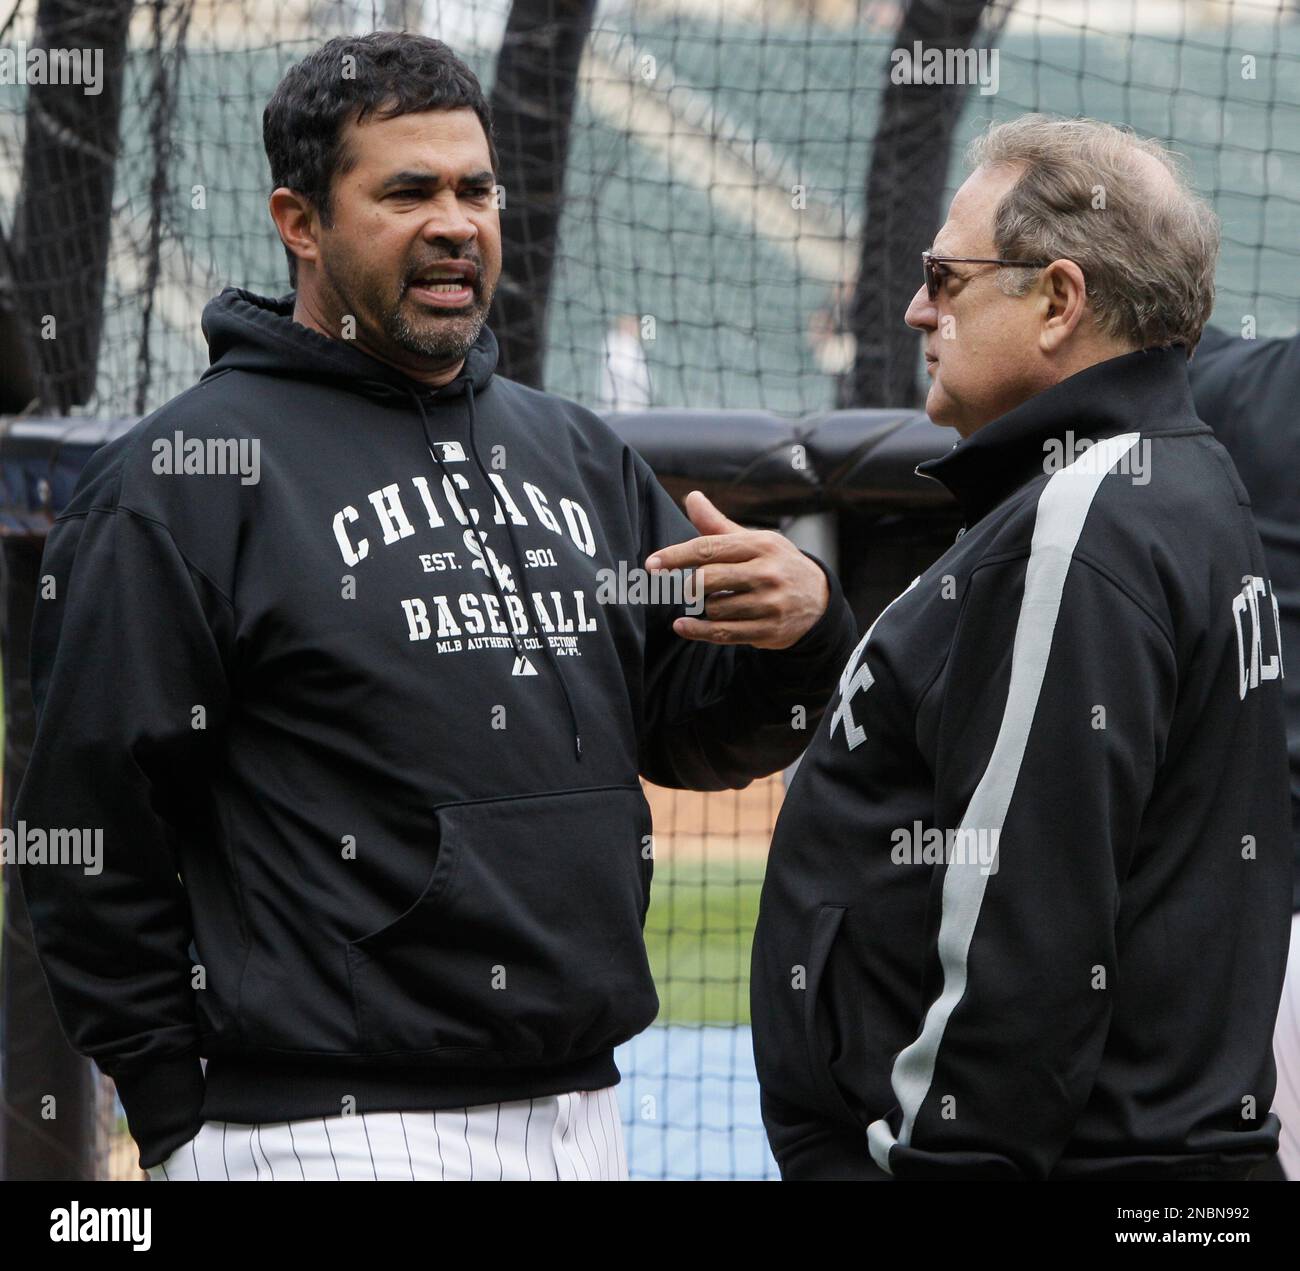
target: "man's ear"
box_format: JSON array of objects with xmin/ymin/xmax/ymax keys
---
[
  {"xmin": 1037, "ymin": 259, "xmax": 1088, "ymax": 354},
  {"xmin": 269, "ymin": 187, "xmax": 321, "ymax": 282}
]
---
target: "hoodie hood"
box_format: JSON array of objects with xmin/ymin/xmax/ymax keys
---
[{"xmin": 200, "ymin": 286, "xmax": 499, "ymax": 405}]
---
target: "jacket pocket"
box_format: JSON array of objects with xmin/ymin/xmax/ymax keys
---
[
  {"xmin": 804, "ymin": 904, "xmax": 861, "ymax": 1124},
  {"xmin": 346, "ymin": 784, "xmax": 659, "ymax": 1063}
]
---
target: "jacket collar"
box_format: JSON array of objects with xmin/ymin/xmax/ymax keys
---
[{"xmin": 917, "ymin": 345, "xmax": 1204, "ymax": 524}]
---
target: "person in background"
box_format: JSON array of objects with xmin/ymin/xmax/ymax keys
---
[
  {"xmin": 1189, "ymin": 323, "xmax": 1300, "ymax": 1180},
  {"xmin": 598, "ymin": 313, "xmax": 652, "ymax": 411},
  {"xmin": 808, "ymin": 279, "xmax": 857, "ymax": 376}
]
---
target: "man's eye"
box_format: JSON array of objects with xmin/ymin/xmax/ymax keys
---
[
  {"xmin": 390, "ymin": 189, "xmax": 423, "ymax": 199},
  {"xmin": 462, "ymin": 187, "xmax": 493, "ymax": 200},
  {"xmin": 937, "ymin": 265, "xmax": 967, "ymax": 295}
]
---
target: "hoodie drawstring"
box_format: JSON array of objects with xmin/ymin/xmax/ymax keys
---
[{"xmin": 410, "ymin": 382, "xmax": 584, "ymax": 762}]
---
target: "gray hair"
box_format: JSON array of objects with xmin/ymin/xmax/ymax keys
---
[{"xmin": 965, "ymin": 115, "xmax": 1220, "ymax": 352}]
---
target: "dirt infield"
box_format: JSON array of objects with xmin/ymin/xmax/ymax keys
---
[{"xmin": 640, "ymin": 773, "xmax": 785, "ymax": 862}]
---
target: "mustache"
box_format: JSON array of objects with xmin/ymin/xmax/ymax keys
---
[{"xmin": 404, "ymin": 256, "xmax": 483, "ymax": 287}]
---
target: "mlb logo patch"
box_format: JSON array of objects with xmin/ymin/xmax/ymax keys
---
[{"xmin": 432, "ymin": 441, "xmax": 466, "ymax": 463}]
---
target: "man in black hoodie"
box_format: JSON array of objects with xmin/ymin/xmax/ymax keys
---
[
  {"xmin": 751, "ymin": 116, "xmax": 1292, "ymax": 1180},
  {"xmin": 13, "ymin": 32, "xmax": 857, "ymax": 1180}
]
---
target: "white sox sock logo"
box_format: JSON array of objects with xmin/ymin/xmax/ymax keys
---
[
  {"xmin": 464, "ymin": 528, "xmax": 515, "ymax": 592},
  {"xmin": 829, "ymin": 576, "xmax": 920, "ymax": 751}
]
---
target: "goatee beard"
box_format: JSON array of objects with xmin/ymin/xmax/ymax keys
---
[{"xmin": 386, "ymin": 297, "xmax": 489, "ymax": 363}]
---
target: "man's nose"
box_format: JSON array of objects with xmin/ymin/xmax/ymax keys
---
[
  {"xmin": 420, "ymin": 192, "xmax": 478, "ymax": 245},
  {"xmin": 904, "ymin": 284, "xmax": 936, "ymax": 331}
]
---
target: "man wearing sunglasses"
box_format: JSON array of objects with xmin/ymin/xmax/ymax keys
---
[{"xmin": 751, "ymin": 114, "xmax": 1292, "ymax": 1180}]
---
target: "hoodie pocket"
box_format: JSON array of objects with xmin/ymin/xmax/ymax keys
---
[
  {"xmin": 804, "ymin": 905, "xmax": 861, "ymax": 1124},
  {"xmin": 346, "ymin": 784, "xmax": 659, "ymax": 1062}
]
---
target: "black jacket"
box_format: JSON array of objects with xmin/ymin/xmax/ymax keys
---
[
  {"xmin": 1189, "ymin": 325, "xmax": 1300, "ymax": 908},
  {"xmin": 751, "ymin": 346, "xmax": 1292, "ymax": 1180},
  {"xmin": 14, "ymin": 288, "xmax": 857, "ymax": 1169}
]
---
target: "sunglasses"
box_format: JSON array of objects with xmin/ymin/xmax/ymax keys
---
[{"xmin": 922, "ymin": 251, "xmax": 1050, "ymax": 301}]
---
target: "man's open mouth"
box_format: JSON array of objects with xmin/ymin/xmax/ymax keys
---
[{"xmin": 407, "ymin": 260, "xmax": 477, "ymax": 309}]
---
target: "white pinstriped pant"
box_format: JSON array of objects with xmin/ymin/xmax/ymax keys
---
[
  {"xmin": 147, "ymin": 1087, "xmax": 627, "ymax": 1181},
  {"xmin": 1273, "ymin": 913, "xmax": 1300, "ymax": 1181}
]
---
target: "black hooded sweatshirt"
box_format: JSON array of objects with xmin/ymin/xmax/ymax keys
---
[{"xmin": 14, "ymin": 288, "xmax": 857, "ymax": 1170}]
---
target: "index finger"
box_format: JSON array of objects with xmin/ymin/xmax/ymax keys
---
[{"xmin": 646, "ymin": 532, "xmax": 760, "ymax": 572}]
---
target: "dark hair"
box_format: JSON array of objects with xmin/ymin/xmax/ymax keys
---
[{"xmin": 263, "ymin": 31, "xmax": 498, "ymax": 288}]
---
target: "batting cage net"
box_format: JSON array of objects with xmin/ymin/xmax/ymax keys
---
[{"xmin": 0, "ymin": 0, "xmax": 1298, "ymax": 1180}]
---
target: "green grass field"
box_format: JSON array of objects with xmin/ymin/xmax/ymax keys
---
[{"xmin": 643, "ymin": 858, "xmax": 766, "ymax": 1026}]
